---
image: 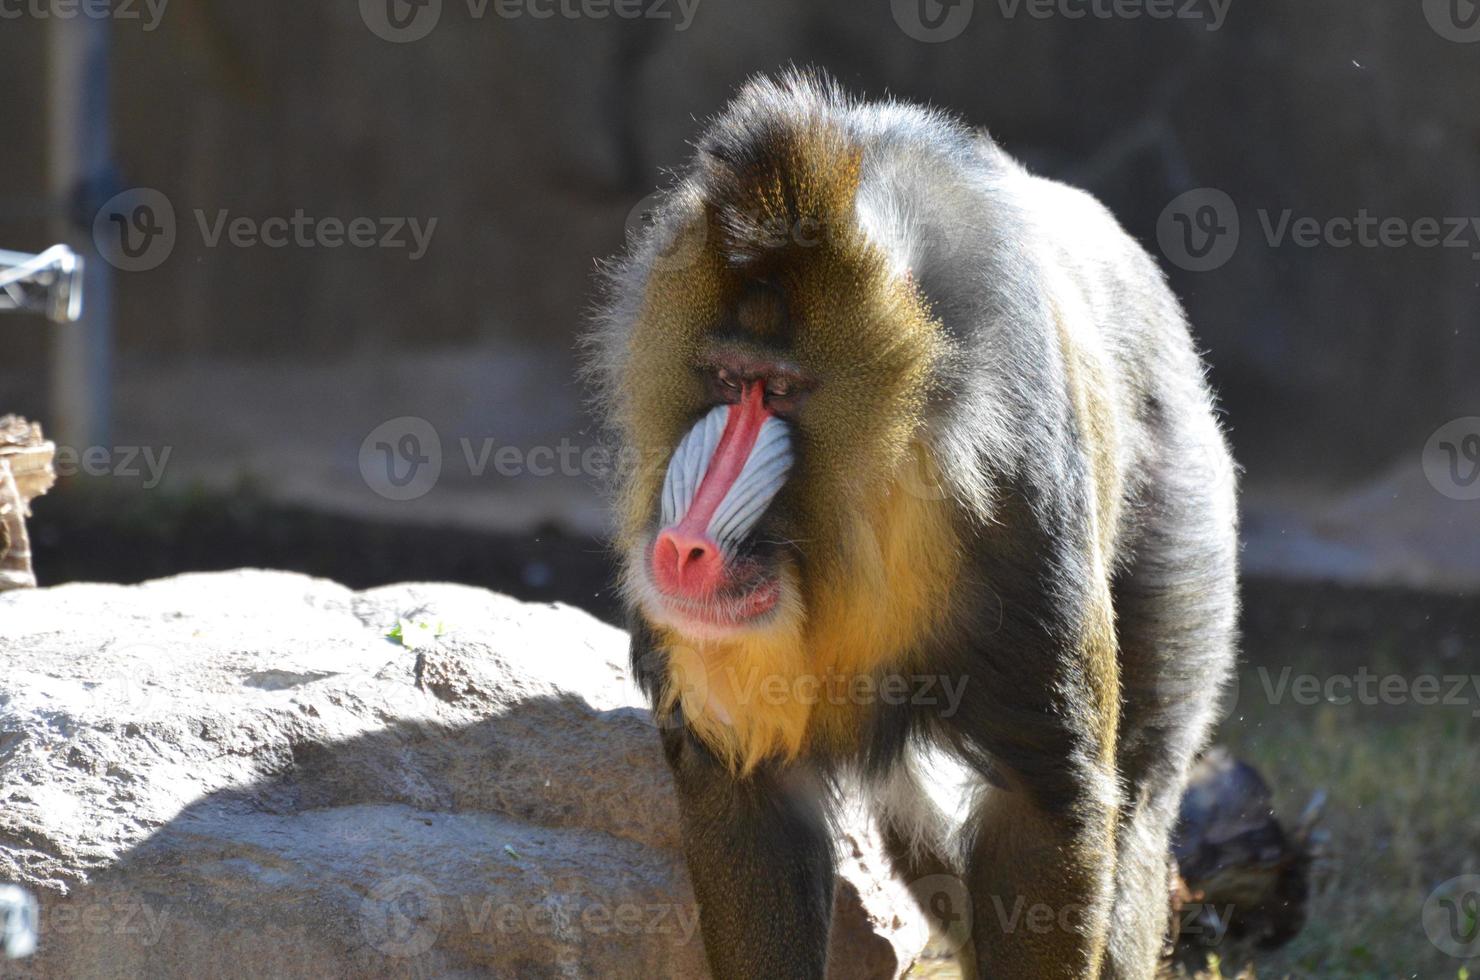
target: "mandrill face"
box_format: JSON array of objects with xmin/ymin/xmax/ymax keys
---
[
  {"xmin": 602, "ymin": 116, "xmax": 950, "ymax": 669},
  {"xmin": 639, "ymin": 342, "xmax": 815, "ymax": 639},
  {"xmin": 610, "ymin": 201, "xmax": 948, "ymax": 654},
  {"xmin": 597, "ymin": 83, "xmax": 962, "ymax": 766}
]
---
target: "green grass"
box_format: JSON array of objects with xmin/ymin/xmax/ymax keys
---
[{"xmin": 1191, "ymin": 645, "xmax": 1480, "ymax": 979}]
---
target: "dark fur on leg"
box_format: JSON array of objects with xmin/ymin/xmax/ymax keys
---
[{"xmin": 636, "ymin": 625, "xmax": 836, "ymax": 980}]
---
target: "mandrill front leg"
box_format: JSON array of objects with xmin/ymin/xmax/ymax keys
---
[
  {"xmin": 657, "ymin": 719, "xmax": 835, "ymax": 980},
  {"xmin": 966, "ymin": 775, "xmax": 1118, "ymax": 979}
]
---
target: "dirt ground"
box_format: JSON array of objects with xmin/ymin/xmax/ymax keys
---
[{"xmin": 29, "ymin": 485, "xmax": 1480, "ymax": 979}]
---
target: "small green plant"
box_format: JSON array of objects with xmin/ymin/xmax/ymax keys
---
[{"xmin": 387, "ymin": 618, "xmax": 447, "ymax": 650}]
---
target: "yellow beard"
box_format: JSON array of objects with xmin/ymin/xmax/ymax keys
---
[{"xmin": 653, "ymin": 443, "xmax": 962, "ymax": 773}]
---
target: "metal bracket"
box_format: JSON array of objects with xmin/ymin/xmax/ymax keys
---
[{"xmin": 0, "ymin": 245, "xmax": 84, "ymax": 324}]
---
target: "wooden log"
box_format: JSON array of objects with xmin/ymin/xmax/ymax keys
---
[{"xmin": 0, "ymin": 416, "xmax": 57, "ymax": 591}]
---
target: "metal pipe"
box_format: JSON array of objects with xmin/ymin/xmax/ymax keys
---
[{"xmin": 47, "ymin": 14, "xmax": 113, "ymax": 451}]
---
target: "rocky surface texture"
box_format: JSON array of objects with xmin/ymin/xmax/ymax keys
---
[{"xmin": 0, "ymin": 570, "xmax": 925, "ymax": 979}]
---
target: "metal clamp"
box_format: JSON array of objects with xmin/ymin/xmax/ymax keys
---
[{"xmin": 0, "ymin": 245, "xmax": 85, "ymax": 324}]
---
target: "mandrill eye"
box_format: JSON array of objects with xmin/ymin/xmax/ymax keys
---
[
  {"xmin": 716, "ymin": 368, "xmax": 741, "ymax": 390},
  {"xmin": 765, "ymin": 379, "xmax": 791, "ymax": 398}
]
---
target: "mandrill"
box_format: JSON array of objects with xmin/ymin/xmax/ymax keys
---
[{"xmin": 587, "ymin": 70, "xmax": 1238, "ymax": 980}]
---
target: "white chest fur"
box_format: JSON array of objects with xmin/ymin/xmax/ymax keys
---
[{"xmin": 863, "ymin": 740, "xmax": 986, "ymax": 871}]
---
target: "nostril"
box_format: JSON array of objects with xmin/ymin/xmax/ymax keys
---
[{"xmin": 653, "ymin": 529, "xmax": 724, "ymax": 597}]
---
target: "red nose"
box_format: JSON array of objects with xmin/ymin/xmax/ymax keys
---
[{"xmin": 652, "ymin": 528, "xmax": 725, "ymax": 598}]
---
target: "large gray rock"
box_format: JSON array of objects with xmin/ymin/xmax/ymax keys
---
[{"xmin": 0, "ymin": 570, "xmax": 925, "ymax": 978}]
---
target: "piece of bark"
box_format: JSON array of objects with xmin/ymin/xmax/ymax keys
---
[{"xmin": 0, "ymin": 415, "xmax": 57, "ymax": 590}]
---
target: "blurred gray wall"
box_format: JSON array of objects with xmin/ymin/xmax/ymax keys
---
[{"xmin": 2, "ymin": 0, "xmax": 1477, "ymax": 483}]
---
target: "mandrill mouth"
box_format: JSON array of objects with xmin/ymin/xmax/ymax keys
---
[
  {"xmin": 650, "ymin": 571, "xmax": 783, "ymax": 635},
  {"xmin": 641, "ymin": 380, "xmax": 794, "ymax": 638}
]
